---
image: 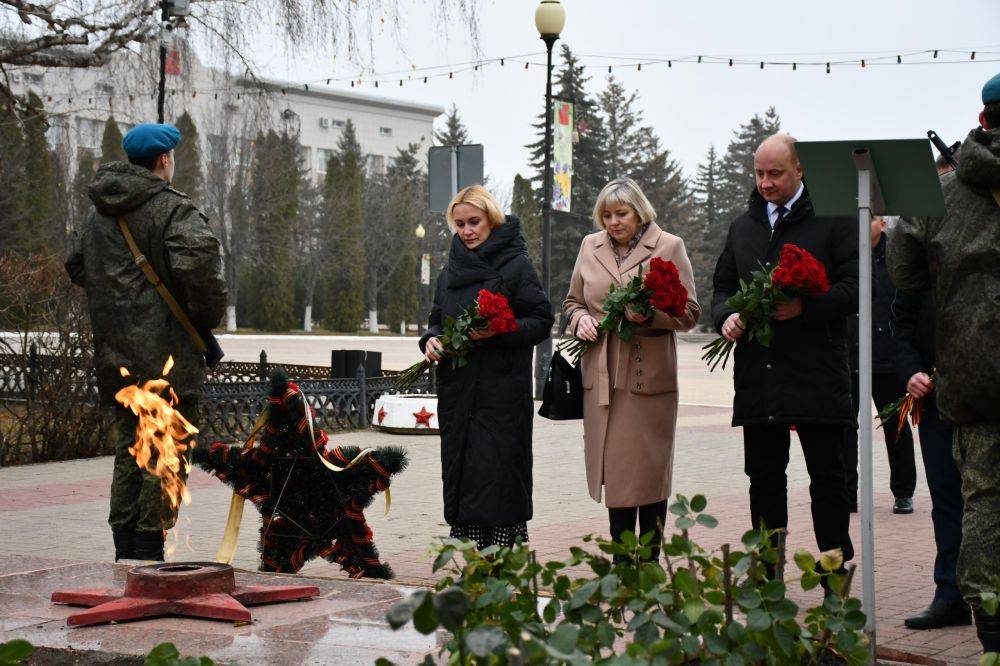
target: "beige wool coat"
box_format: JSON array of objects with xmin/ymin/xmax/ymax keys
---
[{"xmin": 563, "ymin": 224, "xmax": 700, "ymax": 507}]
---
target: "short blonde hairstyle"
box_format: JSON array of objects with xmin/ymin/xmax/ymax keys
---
[
  {"xmin": 593, "ymin": 178, "xmax": 657, "ymax": 229},
  {"xmin": 446, "ymin": 185, "xmax": 506, "ymax": 232}
]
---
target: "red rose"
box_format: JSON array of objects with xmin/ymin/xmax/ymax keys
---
[{"xmin": 772, "ymin": 266, "xmax": 792, "ymax": 287}]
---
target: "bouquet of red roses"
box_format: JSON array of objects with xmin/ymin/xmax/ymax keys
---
[
  {"xmin": 701, "ymin": 243, "xmax": 830, "ymax": 371},
  {"xmin": 394, "ymin": 289, "xmax": 518, "ymax": 391},
  {"xmin": 559, "ymin": 257, "xmax": 688, "ymax": 364}
]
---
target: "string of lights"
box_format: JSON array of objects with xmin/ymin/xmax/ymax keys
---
[{"xmin": 6, "ymin": 44, "xmax": 999, "ymax": 109}]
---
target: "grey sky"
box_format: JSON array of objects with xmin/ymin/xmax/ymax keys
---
[{"xmin": 249, "ymin": 0, "xmax": 1000, "ymax": 191}]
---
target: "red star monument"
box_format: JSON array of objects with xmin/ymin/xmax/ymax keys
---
[{"xmin": 413, "ymin": 406, "xmax": 434, "ymax": 428}]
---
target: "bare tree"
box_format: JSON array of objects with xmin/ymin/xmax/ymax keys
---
[{"xmin": 0, "ymin": 0, "xmax": 481, "ymax": 99}]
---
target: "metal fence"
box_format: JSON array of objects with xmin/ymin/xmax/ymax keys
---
[{"xmin": 0, "ymin": 349, "xmax": 434, "ymax": 442}]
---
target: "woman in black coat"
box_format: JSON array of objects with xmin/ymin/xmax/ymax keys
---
[{"xmin": 418, "ymin": 185, "xmax": 553, "ymax": 549}]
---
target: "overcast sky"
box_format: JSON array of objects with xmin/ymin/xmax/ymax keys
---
[{"xmin": 248, "ymin": 0, "xmax": 1000, "ymax": 192}]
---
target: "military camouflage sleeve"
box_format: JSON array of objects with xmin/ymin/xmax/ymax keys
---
[
  {"xmin": 64, "ymin": 215, "xmax": 87, "ymax": 287},
  {"xmin": 887, "ymin": 216, "xmax": 932, "ymax": 293},
  {"xmin": 163, "ymin": 202, "xmax": 229, "ymax": 329}
]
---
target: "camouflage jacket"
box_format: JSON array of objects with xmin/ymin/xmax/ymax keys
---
[
  {"xmin": 65, "ymin": 162, "xmax": 227, "ymax": 405},
  {"xmin": 887, "ymin": 127, "xmax": 1000, "ymax": 424}
]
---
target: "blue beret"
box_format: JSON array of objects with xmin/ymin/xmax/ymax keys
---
[
  {"xmin": 122, "ymin": 123, "xmax": 181, "ymax": 159},
  {"xmin": 983, "ymin": 72, "xmax": 1000, "ymax": 105}
]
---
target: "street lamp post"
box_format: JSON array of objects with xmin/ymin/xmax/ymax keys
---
[
  {"xmin": 534, "ymin": 0, "xmax": 566, "ymax": 398},
  {"xmin": 156, "ymin": 0, "xmax": 189, "ymax": 124},
  {"xmin": 415, "ymin": 223, "xmax": 427, "ymax": 335}
]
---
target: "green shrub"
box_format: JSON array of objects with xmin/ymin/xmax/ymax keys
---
[{"xmin": 381, "ymin": 495, "xmax": 869, "ymax": 664}]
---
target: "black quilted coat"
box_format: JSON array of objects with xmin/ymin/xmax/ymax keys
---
[{"xmin": 418, "ymin": 217, "xmax": 553, "ymax": 526}]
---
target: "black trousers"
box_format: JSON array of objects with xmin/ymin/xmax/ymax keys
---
[
  {"xmin": 609, "ymin": 501, "xmax": 667, "ymax": 561},
  {"xmin": 844, "ymin": 371, "xmax": 917, "ymax": 500},
  {"xmin": 744, "ymin": 424, "xmax": 855, "ymax": 562},
  {"xmin": 917, "ymin": 400, "xmax": 964, "ymax": 602}
]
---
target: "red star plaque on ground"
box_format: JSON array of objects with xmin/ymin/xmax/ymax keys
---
[
  {"xmin": 51, "ymin": 562, "xmax": 318, "ymax": 627},
  {"xmin": 377, "ymin": 406, "xmax": 387, "ymax": 425},
  {"xmin": 413, "ymin": 406, "xmax": 434, "ymax": 428}
]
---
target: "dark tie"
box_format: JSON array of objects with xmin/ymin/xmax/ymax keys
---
[{"xmin": 774, "ymin": 205, "xmax": 788, "ymax": 228}]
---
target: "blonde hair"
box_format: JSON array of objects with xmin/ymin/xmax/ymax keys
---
[
  {"xmin": 593, "ymin": 178, "xmax": 657, "ymax": 229},
  {"xmin": 446, "ymin": 185, "xmax": 506, "ymax": 232}
]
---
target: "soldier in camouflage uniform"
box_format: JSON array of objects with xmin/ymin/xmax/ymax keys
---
[
  {"xmin": 65, "ymin": 124, "xmax": 227, "ymax": 562},
  {"xmin": 887, "ymin": 73, "xmax": 1000, "ymax": 653}
]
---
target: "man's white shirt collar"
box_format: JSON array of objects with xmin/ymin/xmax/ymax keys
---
[{"xmin": 766, "ymin": 182, "xmax": 805, "ymax": 229}]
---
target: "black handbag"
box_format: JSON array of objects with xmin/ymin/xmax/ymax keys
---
[{"xmin": 538, "ymin": 319, "xmax": 584, "ymax": 420}]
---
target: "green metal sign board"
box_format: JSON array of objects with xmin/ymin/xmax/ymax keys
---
[{"xmin": 796, "ymin": 139, "xmax": 947, "ymax": 217}]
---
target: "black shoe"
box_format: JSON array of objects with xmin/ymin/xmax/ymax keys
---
[
  {"xmin": 904, "ymin": 598, "xmax": 972, "ymax": 630},
  {"xmin": 133, "ymin": 530, "xmax": 165, "ymax": 561},
  {"xmin": 112, "ymin": 530, "xmax": 134, "ymax": 562},
  {"xmin": 892, "ymin": 497, "xmax": 914, "ymax": 514},
  {"xmin": 975, "ymin": 608, "xmax": 1000, "ymax": 653}
]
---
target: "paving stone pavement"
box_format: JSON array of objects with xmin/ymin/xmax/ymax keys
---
[{"xmin": 0, "ymin": 339, "xmax": 983, "ymax": 664}]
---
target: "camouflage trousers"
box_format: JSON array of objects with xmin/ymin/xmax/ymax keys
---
[
  {"xmin": 954, "ymin": 423, "xmax": 1000, "ymax": 606},
  {"xmin": 107, "ymin": 401, "xmax": 196, "ymax": 535}
]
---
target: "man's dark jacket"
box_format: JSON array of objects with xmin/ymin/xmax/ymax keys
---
[
  {"xmin": 712, "ymin": 186, "xmax": 859, "ymax": 426},
  {"xmin": 65, "ymin": 162, "xmax": 228, "ymax": 405},
  {"xmin": 418, "ymin": 217, "xmax": 553, "ymax": 527},
  {"xmin": 890, "ymin": 290, "xmax": 936, "ymax": 387},
  {"xmin": 848, "ymin": 233, "xmax": 899, "ymax": 375},
  {"xmin": 888, "ymin": 127, "xmax": 1000, "ymax": 423}
]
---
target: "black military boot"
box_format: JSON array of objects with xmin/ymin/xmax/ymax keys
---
[
  {"xmin": 974, "ymin": 608, "xmax": 1000, "ymax": 654},
  {"xmin": 112, "ymin": 530, "xmax": 134, "ymax": 562},
  {"xmin": 133, "ymin": 531, "xmax": 165, "ymax": 561}
]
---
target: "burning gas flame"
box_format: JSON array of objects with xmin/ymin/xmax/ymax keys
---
[{"xmin": 115, "ymin": 356, "xmax": 198, "ymax": 513}]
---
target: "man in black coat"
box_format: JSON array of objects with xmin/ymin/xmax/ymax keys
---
[
  {"xmin": 892, "ymin": 289, "xmax": 970, "ymax": 629},
  {"xmin": 712, "ymin": 134, "xmax": 857, "ymax": 568},
  {"xmin": 843, "ymin": 217, "xmax": 917, "ymax": 514}
]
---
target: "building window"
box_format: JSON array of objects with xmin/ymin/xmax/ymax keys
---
[
  {"xmin": 24, "ymin": 72, "xmax": 43, "ymax": 85},
  {"xmin": 379, "ymin": 127, "xmax": 393, "ymax": 137},
  {"xmin": 331, "ymin": 119, "xmax": 346, "ymax": 129},
  {"xmin": 299, "ymin": 146, "xmax": 312, "ymax": 172},
  {"xmin": 316, "ymin": 148, "xmax": 335, "ymax": 174},
  {"xmin": 96, "ymin": 83, "xmax": 114, "ymax": 97},
  {"xmin": 75, "ymin": 117, "xmax": 104, "ymax": 149},
  {"xmin": 366, "ymin": 154, "xmax": 386, "ymax": 175}
]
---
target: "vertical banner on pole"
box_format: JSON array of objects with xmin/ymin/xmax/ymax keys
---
[
  {"xmin": 420, "ymin": 254, "xmax": 431, "ymax": 286},
  {"xmin": 552, "ymin": 100, "xmax": 574, "ymax": 212}
]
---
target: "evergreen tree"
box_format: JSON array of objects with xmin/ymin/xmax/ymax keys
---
[
  {"xmin": 717, "ymin": 107, "xmax": 782, "ymax": 222},
  {"xmin": 382, "ymin": 143, "xmax": 422, "ymax": 332},
  {"xmin": 0, "ymin": 99, "xmax": 26, "ymax": 252},
  {"xmin": 434, "ymin": 104, "xmax": 470, "ymax": 146},
  {"xmin": 319, "ymin": 119, "xmax": 366, "ymax": 331},
  {"xmin": 526, "ymin": 45, "xmax": 609, "ymax": 312},
  {"xmin": 171, "ymin": 111, "xmax": 204, "ymax": 202},
  {"xmin": 99, "ymin": 116, "xmax": 126, "ymax": 164},
  {"xmin": 242, "ymin": 130, "xmax": 299, "ymax": 331},
  {"xmin": 688, "ymin": 145, "xmax": 724, "ymax": 324},
  {"xmin": 19, "ymin": 93, "xmax": 61, "ymax": 255},
  {"xmin": 597, "ymin": 76, "xmax": 644, "ymax": 179},
  {"xmin": 511, "ymin": 173, "xmax": 541, "ymax": 276}
]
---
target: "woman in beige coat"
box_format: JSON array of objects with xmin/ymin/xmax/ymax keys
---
[{"xmin": 563, "ymin": 178, "xmax": 700, "ymax": 560}]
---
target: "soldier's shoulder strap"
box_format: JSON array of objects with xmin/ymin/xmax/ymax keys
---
[
  {"xmin": 164, "ymin": 185, "xmax": 191, "ymax": 199},
  {"xmin": 115, "ymin": 215, "xmax": 208, "ymax": 355}
]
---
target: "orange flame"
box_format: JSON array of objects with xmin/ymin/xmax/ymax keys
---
[{"xmin": 114, "ymin": 356, "xmax": 198, "ymax": 514}]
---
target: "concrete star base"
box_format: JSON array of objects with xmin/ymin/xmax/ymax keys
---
[{"xmin": 51, "ymin": 562, "xmax": 319, "ymax": 627}]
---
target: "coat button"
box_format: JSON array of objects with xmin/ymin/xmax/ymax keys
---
[
  {"xmin": 635, "ymin": 356, "xmax": 643, "ymax": 363},
  {"xmin": 768, "ymin": 416, "xmax": 775, "ymax": 422},
  {"xmin": 636, "ymin": 383, "xmax": 644, "ymax": 390},
  {"xmin": 636, "ymin": 369, "xmax": 643, "ymax": 376},
  {"xmin": 766, "ymin": 363, "xmax": 773, "ymax": 370}
]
